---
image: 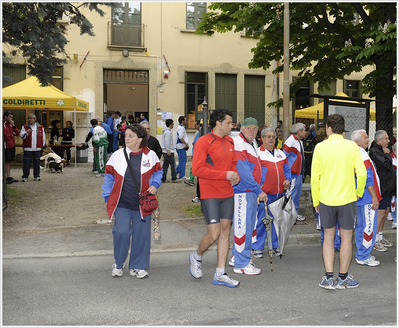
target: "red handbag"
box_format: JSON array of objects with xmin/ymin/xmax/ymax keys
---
[{"xmin": 139, "ymin": 190, "xmax": 159, "ymax": 212}]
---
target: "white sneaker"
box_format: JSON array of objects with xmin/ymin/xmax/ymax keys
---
[
  {"xmin": 192, "ymin": 197, "xmax": 200, "ymax": 203},
  {"xmin": 392, "ymin": 222, "xmax": 397, "ymax": 229},
  {"xmin": 181, "ymin": 176, "xmax": 190, "ymax": 181},
  {"xmin": 233, "ymin": 260, "xmax": 261, "ymax": 275},
  {"xmin": 111, "ymin": 263, "xmax": 125, "ymax": 277},
  {"xmin": 189, "ymin": 252, "xmax": 202, "ymax": 279},
  {"xmin": 380, "ymin": 237, "xmax": 393, "ymax": 247},
  {"xmin": 212, "ymin": 273, "xmax": 240, "ymax": 288},
  {"xmin": 297, "ymin": 215, "xmax": 305, "ymax": 221},
  {"xmin": 130, "ymin": 269, "xmax": 149, "ymax": 279},
  {"xmin": 228, "ymin": 255, "xmax": 235, "ymax": 267},
  {"xmin": 95, "ymin": 173, "xmax": 104, "ymax": 178},
  {"xmin": 356, "ymin": 257, "xmax": 380, "ymax": 267},
  {"xmin": 386, "ymin": 212, "xmax": 393, "ymax": 221}
]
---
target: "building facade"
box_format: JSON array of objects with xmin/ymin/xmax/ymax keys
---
[{"xmin": 3, "ymin": 2, "xmax": 376, "ymax": 157}]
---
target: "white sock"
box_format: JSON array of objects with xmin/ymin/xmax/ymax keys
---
[
  {"xmin": 193, "ymin": 251, "xmax": 202, "ymax": 261},
  {"xmin": 215, "ymin": 267, "xmax": 225, "ymax": 276}
]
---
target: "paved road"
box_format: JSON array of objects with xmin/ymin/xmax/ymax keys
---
[{"xmin": 3, "ymin": 245, "xmax": 397, "ymax": 326}]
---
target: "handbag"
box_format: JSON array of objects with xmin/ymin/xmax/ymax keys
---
[{"xmin": 123, "ymin": 147, "xmax": 159, "ymax": 212}]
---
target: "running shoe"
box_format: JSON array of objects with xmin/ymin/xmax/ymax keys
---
[
  {"xmin": 296, "ymin": 215, "xmax": 306, "ymax": 221},
  {"xmin": 111, "ymin": 262, "xmax": 125, "ymax": 277},
  {"xmin": 34, "ymin": 177, "xmax": 41, "ymax": 181},
  {"xmin": 212, "ymin": 273, "xmax": 240, "ymax": 288},
  {"xmin": 386, "ymin": 212, "xmax": 393, "ymax": 221},
  {"xmin": 373, "ymin": 242, "xmax": 388, "ymax": 252},
  {"xmin": 391, "ymin": 222, "xmax": 397, "ymax": 229},
  {"xmin": 251, "ymin": 249, "xmax": 264, "ymax": 258},
  {"xmin": 189, "ymin": 252, "xmax": 202, "ymax": 279},
  {"xmin": 335, "ymin": 275, "xmax": 359, "ymax": 289},
  {"xmin": 228, "ymin": 255, "xmax": 235, "ymax": 267},
  {"xmin": 355, "ymin": 256, "xmax": 380, "ymax": 267},
  {"xmin": 233, "ymin": 260, "xmax": 261, "ymax": 275},
  {"xmin": 319, "ymin": 276, "xmax": 335, "ymax": 290},
  {"xmin": 192, "ymin": 197, "xmax": 200, "ymax": 203},
  {"xmin": 380, "ymin": 237, "xmax": 393, "ymax": 247},
  {"xmin": 130, "ymin": 269, "xmax": 149, "ymax": 279},
  {"xmin": 21, "ymin": 177, "xmax": 27, "ymax": 182}
]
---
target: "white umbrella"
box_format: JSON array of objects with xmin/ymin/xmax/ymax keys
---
[{"xmin": 268, "ymin": 194, "xmax": 297, "ymax": 258}]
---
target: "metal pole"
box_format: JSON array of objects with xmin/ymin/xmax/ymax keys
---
[
  {"xmin": 283, "ymin": 2, "xmax": 290, "ymax": 140},
  {"xmin": 202, "ymin": 97, "xmax": 208, "ymax": 135}
]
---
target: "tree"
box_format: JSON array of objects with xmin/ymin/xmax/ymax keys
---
[
  {"xmin": 197, "ymin": 3, "xmax": 396, "ymax": 134},
  {"xmin": 2, "ymin": 2, "xmax": 112, "ymax": 86}
]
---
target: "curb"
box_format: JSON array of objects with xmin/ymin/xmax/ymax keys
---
[{"xmin": 3, "ymin": 230, "xmax": 395, "ymax": 260}]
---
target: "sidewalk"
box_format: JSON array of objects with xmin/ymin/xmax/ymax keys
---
[
  {"xmin": 3, "ymin": 208, "xmax": 396, "ymax": 259},
  {"xmin": 2, "ymin": 162, "xmax": 397, "ymax": 259}
]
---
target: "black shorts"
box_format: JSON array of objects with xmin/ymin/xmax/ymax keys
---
[
  {"xmin": 4, "ymin": 148, "xmax": 15, "ymax": 163},
  {"xmin": 379, "ymin": 197, "xmax": 391, "ymax": 210},
  {"xmin": 201, "ymin": 197, "xmax": 234, "ymax": 225},
  {"xmin": 319, "ymin": 201, "xmax": 357, "ymax": 230}
]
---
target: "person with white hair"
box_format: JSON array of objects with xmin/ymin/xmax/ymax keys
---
[
  {"xmin": 369, "ymin": 130, "xmax": 396, "ymax": 251},
  {"xmin": 351, "ymin": 129, "xmax": 381, "ymax": 266},
  {"xmin": 19, "ymin": 114, "xmax": 46, "ymax": 182},
  {"xmin": 283, "ymin": 122, "xmax": 307, "ymax": 220}
]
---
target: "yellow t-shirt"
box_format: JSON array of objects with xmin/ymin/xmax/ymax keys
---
[
  {"xmin": 311, "ymin": 134, "xmax": 367, "ymax": 207},
  {"xmin": 276, "ymin": 139, "xmax": 283, "ymax": 150}
]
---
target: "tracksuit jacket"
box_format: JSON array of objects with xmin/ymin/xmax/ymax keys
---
[
  {"xmin": 101, "ymin": 147, "xmax": 163, "ymax": 220},
  {"xmin": 283, "ymin": 134, "xmax": 304, "ymax": 177},
  {"xmin": 3, "ymin": 121, "xmax": 19, "ymax": 149},
  {"xmin": 258, "ymin": 145, "xmax": 292, "ymax": 195}
]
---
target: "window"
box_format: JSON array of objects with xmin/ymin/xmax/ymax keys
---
[
  {"xmin": 344, "ymin": 80, "xmax": 361, "ymax": 98},
  {"xmin": 185, "ymin": 72, "xmax": 207, "ymax": 129},
  {"xmin": 186, "ymin": 2, "xmax": 207, "ymax": 30},
  {"xmin": 110, "ymin": 2, "xmax": 143, "ymax": 47},
  {"xmin": 113, "ymin": 2, "xmax": 141, "ymax": 24}
]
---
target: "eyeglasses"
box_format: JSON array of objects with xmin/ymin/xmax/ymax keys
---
[{"xmin": 263, "ymin": 135, "xmax": 276, "ymax": 139}]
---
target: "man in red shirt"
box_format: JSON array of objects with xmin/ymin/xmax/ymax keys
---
[
  {"xmin": 3, "ymin": 111, "xmax": 19, "ymax": 184},
  {"xmin": 189, "ymin": 108, "xmax": 241, "ymax": 288}
]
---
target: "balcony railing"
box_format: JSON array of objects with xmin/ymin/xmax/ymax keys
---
[{"xmin": 107, "ymin": 22, "xmax": 145, "ymax": 49}]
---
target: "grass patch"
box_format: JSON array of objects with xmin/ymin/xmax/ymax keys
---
[
  {"xmin": 182, "ymin": 204, "xmax": 203, "ymax": 218},
  {"xmin": 6, "ymin": 186, "xmax": 26, "ymax": 205}
]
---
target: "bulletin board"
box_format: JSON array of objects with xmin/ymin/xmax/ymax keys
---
[{"xmin": 157, "ymin": 111, "xmax": 173, "ymax": 134}]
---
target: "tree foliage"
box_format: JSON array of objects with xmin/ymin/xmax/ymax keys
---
[
  {"xmin": 2, "ymin": 2, "xmax": 112, "ymax": 86},
  {"xmin": 197, "ymin": 3, "xmax": 396, "ymax": 132}
]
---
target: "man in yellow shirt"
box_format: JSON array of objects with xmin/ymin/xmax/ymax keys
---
[{"xmin": 311, "ymin": 114, "xmax": 367, "ymax": 290}]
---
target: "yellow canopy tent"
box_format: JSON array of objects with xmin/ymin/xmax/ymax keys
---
[
  {"xmin": 2, "ymin": 76, "xmax": 89, "ymax": 111},
  {"xmin": 295, "ymin": 92, "xmax": 376, "ymax": 121},
  {"xmin": 2, "ymin": 76, "xmax": 90, "ymax": 168}
]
